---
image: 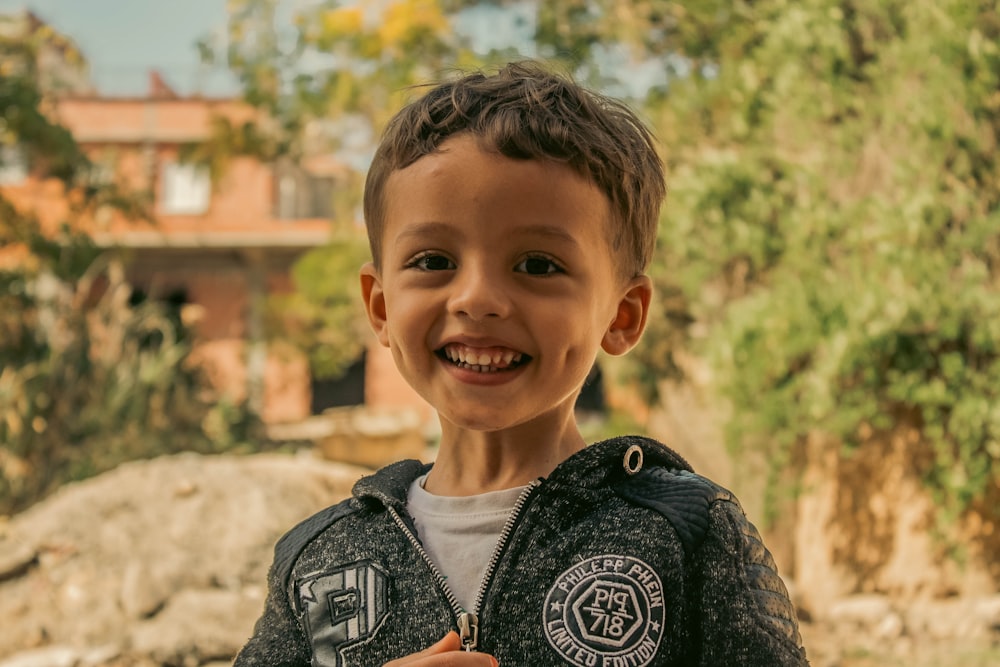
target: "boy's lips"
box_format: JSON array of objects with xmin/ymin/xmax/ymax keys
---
[{"xmin": 436, "ymin": 342, "xmax": 531, "ymax": 373}]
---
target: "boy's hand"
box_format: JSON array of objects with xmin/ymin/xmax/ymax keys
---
[{"xmin": 383, "ymin": 631, "xmax": 498, "ymax": 666}]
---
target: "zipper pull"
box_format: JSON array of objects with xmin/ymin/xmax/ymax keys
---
[{"xmin": 457, "ymin": 611, "xmax": 479, "ymax": 651}]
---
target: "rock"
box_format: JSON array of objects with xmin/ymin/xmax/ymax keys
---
[
  {"xmin": 0, "ymin": 645, "xmax": 118, "ymax": 667},
  {"xmin": 128, "ymin": 588, "xmax": 264, "ymax": 664},
  {"xmin": 316, "ymin": 406, "xmax": 426, "ymax": 468},
  {"xmin": 904, "ymin": 596, "xmax": 1000, "ymax": 640},
  {"xmin": 0, "ymin": 450, "xmax": 366, "ymax": 662},
  {"xmin": 974, "ymin": 595, "xmax": 1000, "ymax": 629},
  {"xmin": 826, "ymin": 594, "xmax": 894, "ymax": 626},
  {"xmin": 119, "ymin": 560, "xmax": 171, "ymax": 620},
  {"xmin": 0, "ymin": 541, "xmax": 36, "ymax": 582},
  {"xmin": 0, "ymin": 647, "xmax": 77, "ymax": 667},
  {"xmin": 873, "ymin": 611, "xmax": 905, "ymax": 639}
]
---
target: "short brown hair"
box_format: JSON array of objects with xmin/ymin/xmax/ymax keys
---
[{"xmin": 363, "ymin": 61, "xmax": 665, "ymax": 279}]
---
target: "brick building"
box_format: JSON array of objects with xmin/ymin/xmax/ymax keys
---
[
  {"xmin": 4, "ymin": 82, "xmax": 339, "ymax": 423},
  {"xmin": 0, "ymin": 10, "xmax": 431, "ymax": 425}
]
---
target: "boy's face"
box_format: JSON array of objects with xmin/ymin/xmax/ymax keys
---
[{"xmin": 360, "ymin": 134, "xmax": 650, "ymax": 434}]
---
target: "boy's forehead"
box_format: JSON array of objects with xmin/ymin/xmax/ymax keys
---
[
  {"xmin": 385, "ymin": 136, "xmax": 608, "ymax": 215},
  {"xmin": 396, "ymin": 133, "xmax": 492, "ymax": 171},
  {"xmin": 379, "ymin": 137, "xmax": 622, "ymax": 269},
  {"xmin": 388, "ymin": 134, "xmax": 597, "ymax": 195}
]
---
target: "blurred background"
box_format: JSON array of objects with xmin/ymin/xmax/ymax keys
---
[{"xmin": 0, "ymin": 1, "xmax": 998, "ymax": 665}]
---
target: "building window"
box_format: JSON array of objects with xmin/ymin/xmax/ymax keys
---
[
  {"xmin": 160, "ymin": 162, "xmax": 210, "ymax": 214},
  {"xmin": 0, "ymin": 145, "xmax": 28, "ymax": 185},
  {"xmin": 274, "ymin": 164, "xmax": 334, "ymax": 219}
]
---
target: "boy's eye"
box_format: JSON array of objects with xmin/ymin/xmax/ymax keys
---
[
  {"xmin": 515, "ymin": 256, "xmax": 563, "ymax": 275},
  {"xmin": 408, "ymin": 254, "xmax": 455, "ymax": 271}
]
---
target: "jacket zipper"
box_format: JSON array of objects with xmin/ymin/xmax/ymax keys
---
[
  {"xmin": 387, "ymin": 479, "xmax": 541, "ymax": 652},
  {"xmin": 469, "ymin": 480, "xmax": 540, "ymax": 620}
]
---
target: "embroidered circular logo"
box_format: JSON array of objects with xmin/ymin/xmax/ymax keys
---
[{"xmin": 543, "ymin": 554, "xmax": 665, "ymax": 667}]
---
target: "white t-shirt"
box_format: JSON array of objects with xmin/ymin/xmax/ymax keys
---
[{"xmin": 407, "ymin": 475, "xmax": 528, "ymax": 613}]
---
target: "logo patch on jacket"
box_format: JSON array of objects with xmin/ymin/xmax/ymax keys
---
[
  {"xmin": 544, "ymin": 554, "xmax": 665, "ymax": 667},
  {"xmin": 297, "ymin": 561, "xmax": 390, "ymax": 666}
]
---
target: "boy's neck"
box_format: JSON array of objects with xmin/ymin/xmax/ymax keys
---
[{"xmin": 423, "ymin": 416, "xmax": 587, "ymax": 496}]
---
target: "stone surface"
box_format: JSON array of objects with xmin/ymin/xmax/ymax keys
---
[
  {"xmin": 0, "ymin": 645, "xmax": 118, "ymax": 667},
  {"xmin": 128, "ymin": 588, "xmax": 264, "ymax": 664},
  {"xmin": 0, "ymin": 450, "xmax": 366, "ymax": 664}
]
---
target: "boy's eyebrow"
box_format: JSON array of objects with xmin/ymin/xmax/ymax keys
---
[
  {"xmin": 518, "ymin": 225, "xmax": 581, "ymax": 246},
  {"xmin": 394, "ymin": 222, "xmax": 581, "ymax": 246},
  {"xmin": 393, "ymin": 221, "xmax": 459, "ymax": 243}
]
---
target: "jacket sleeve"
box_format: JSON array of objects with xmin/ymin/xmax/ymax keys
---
[
  {"xmin": 232, "ymin": 556, "xmax": 311, "ymax": 667},
  {"xmin": 690, "ymin": 499, "xmax": 809, "ymax": 666}
]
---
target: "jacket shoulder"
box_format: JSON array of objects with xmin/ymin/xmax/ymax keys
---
[
  {"xmin": 272, "ymin": 498, "xmax": 359, "ymax": 590},
  {"xmin": 614, "ymin": 466, "xmax": 734, "ymax": 555},
  {"xmin": 617, "ymin": 467, "xmax": 805, "ymax": 657}
]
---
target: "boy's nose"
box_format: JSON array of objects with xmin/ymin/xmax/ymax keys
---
[{"xmin": 447, "ymin": 266, "xmax": 512, "ymax": 321}]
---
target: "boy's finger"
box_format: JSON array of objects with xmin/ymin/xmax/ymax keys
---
[
  {"xmin": 384, "ymin": 632, "xmax": 498, "ymax": 666},
  {"xmin": 423, "ymin": 631, "xmax": 462, "ymax": 654}
]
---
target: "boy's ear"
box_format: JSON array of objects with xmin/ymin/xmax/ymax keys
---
[
  {"xmin": 359, "ymin": 262, "xmax": 390, "ymax": 347},
  {"xmin": 601, "ymin": 275, "xmax": 652, "ymax": 356}
]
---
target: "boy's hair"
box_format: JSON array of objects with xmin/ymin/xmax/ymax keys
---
[{"xmin": 363, "ymin": 61, "xmax": 665, "ymax": 279}]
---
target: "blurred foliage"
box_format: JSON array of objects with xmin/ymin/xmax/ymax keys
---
[
  {"xmin": 266, "ymin": 234, "xmax": 372, "ymax": 380},
  {"xmin": 0, "ymin": 242, "xmax": 255, "ymax": 514},
  {"xmin": 634, "ymin": 0, "xmax": 1000, "ymax": 520},
  {"xmin": 201, "ymin": 0, "xmax": 483, "ymax": 159},
  {"xmin": 213, "ymin": 0, "xmax": 999, "ymax": 522},
  {"xmin": 0, "ymin": 41, "xmax": 252, "ymax": 514}
]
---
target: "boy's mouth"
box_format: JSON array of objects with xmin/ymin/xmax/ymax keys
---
[{"xmin": 437, "ymin": 343, "xmax": 530, "ymax": 373}]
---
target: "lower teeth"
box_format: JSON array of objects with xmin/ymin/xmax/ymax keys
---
[{"xmin": 465, "ymin": 363, "xmax": 495, "ymax": 372}]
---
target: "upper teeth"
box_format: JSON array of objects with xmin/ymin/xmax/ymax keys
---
[{"xmin": 444, "ymin": 344, "xmax": 522, "ymax": 367}]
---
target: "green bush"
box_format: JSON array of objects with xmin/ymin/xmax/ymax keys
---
[
  {"xmin": 634, "ymin": 0, "xmax": 1000, "ymax": 522},
  {"xmin": 0, "ymin": 58, "xmax": 253, "ymax": 515},
  {"xmin": 0, "ymin": 229, "xmax": 255, "ymax": 515}
]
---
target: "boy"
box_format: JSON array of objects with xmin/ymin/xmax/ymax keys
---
[{"xmin": 235, "ymin": 61, "xmax": 808, "ymax": 666}]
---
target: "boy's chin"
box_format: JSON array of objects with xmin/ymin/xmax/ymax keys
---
[
  {"xmin": 437, "ymin": 408, "xmax": 529, "ymax": 434},
  {"xmin": 435, "ymin": 402, "xmax": 575, "ymax": 436}
]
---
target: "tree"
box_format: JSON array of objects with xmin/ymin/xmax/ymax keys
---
[
  {"xmin": 633, "ymin": 0, "xmax": 1000, "ymax": 522},
  {"xmin": 0, "ymin": 37, "xmax": 248, "ymax": 514},
  {"xmin": 266, "ymin": 236, "xmax": 373, "ymax": 380}
]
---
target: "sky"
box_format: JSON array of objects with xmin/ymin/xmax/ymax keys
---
[
  {"xmin": 0, "ymin": 0, "xmax": 537, "ymax": 98},
  {"xmin": 0, "ymin": 0, "xmax": 237, "ymax": 96},
  {"xmin": 0, "ymin": 1, "xmax": 659, "ymax": 100}
]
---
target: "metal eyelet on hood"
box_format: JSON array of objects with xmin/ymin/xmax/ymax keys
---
[{"xmin": 623, "ymin": 444, "xmax": 644, "ymax": 475}]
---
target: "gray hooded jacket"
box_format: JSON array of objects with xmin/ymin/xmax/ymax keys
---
[{"xmin": 234, "ymin": 436, "xmax": 808, "ymax": 666}]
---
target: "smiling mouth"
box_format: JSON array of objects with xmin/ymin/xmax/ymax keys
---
[{"xmin": 437, "ymin": 343, "xmax": 531, "ymax": 373}]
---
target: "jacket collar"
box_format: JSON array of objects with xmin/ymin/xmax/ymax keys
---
[
  {"xmin": 545, "ymin": 435, "xmax": 692, "ymax": 490},
  {"xmin": 352, "ymin": 458, "xmax": 430, "ymax": 511},
  {"xmin": 350, "ymin": 436, "xmax": 691, "ymax": 509}
]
